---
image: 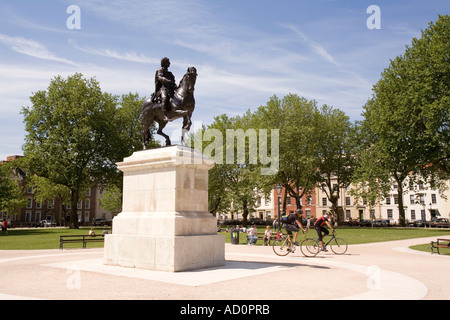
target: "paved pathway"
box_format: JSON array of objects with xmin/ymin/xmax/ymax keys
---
[{"xmin": 0, "ymin": 235, "xmax": 448, "ymax": 300}]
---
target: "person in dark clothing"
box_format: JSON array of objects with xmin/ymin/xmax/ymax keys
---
[
  {"xmin": 314, "ymin": 212, "xmax": 334, "ymax": 251},
  {"xmin": 282, "ymin": 209, "xmax": 306, "ymax": 245}
]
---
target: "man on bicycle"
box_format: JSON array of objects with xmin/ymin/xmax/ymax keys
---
[
  {"xmin": 282, "ymin": 209, "xmax": 306, "ymax": 245},
  {"xmin": 314, "ymin": 211, "xmax": 334, "ymax": 251}
]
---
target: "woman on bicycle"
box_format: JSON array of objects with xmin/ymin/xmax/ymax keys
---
[{"xmin": 314, "ymin": 211, "xmax": 334, "ymax": 251}]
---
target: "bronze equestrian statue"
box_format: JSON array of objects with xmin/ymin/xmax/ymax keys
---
[{"xmin": 142, "ymin": 57, "xmax": 197, "ymax": 148}]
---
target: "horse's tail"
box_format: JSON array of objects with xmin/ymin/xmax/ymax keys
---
[{"xmin": 142, "ymin": 99, "xmax": 155, "ymax": 149}]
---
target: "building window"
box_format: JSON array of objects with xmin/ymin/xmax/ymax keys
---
[
  {"xmin": 431, "ymin": 194, "xmax": 437, "ymax": 204},
  {"xmin": 48, "ymin": 199, "xmax": 54, "ymax": 209},
  {"xmin": 410, "ymin": 195, "xmax": 415, "ymax": 205},
  {"xmin": 322, "ymin": 198, "xmax": 327, "ymax": 206},
  {"xmin": 421, "ymin": 209, "xmax": 426, "ymax": 220},
  {"xmin": 394, "ymin": 195, "xmax": 399, "ymax": 205},
  {"xmin": 386, "ymin": 197, "xmax": 391, "ymax": 205},
  {"xmin": 411, "ymin": 210, "xmax": 416, "ymax": 220},
  {"xmin": 27, "ymin": 198, "xmax": 33, "ymax": 209},
  {"xmin": 419, "ymin": 194, "xmax": 425, "ymax": 205},
  {"xmin": 77, "ymin": 201, "xmax": 82, "ymax": 209},
  {"xmin": 345, "ymin": 197, "xmax": 351, "ymax": 206},
  {"xmin": 25, "ymin": 212, "xmax": 31, "ymax": 222},
  {"xmin": 387, "ymin": 209, "xmax": 393, "ymax": 219}
]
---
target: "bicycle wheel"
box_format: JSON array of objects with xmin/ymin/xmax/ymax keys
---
[
  {"xmin": 300, "ymin": 238, "xmax": 320, "ymax": 257},
  {"xmin": 272, "ymin": 237, "xmax": 292, "ymax": 256},
  {"xmin": 330, "ymin": 237, "xmax": 348, "ymax": 255}
]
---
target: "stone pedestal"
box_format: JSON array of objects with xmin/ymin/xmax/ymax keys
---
[{"xmin": 103, "ymin": 145, "xmax": 225, "ymax": 272}]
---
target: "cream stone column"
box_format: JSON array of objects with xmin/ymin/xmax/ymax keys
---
[{"xmin": 103, "ymin": 145, "xmax": 225, "ymax": 272}]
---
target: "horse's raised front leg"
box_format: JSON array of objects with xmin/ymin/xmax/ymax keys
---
[{"xmin": 157, "ymin": 121, "xmax": 171, "ymax": 146}]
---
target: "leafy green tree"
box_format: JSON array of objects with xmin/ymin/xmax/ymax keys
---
[
  {"xmin": 21, "ymin": 73, "xmax": 144, "ymax": 228},
  {"xmin": 253, "ymin": 94, "xmax": 319, "ymax": 214},
  {"xmin": 355, "ymin": 15, "xmax": 449, "ymax": 226},
  {"xmin": 99, "ymin": 184, "xmax": 123, "ymax": 215},
  {"xmin": 27, "ymin": 174, "xmax": 71, "ymax": 225},
  {"xmin": 314, "ymin": 105, "xmax": 357, "ymax": 219},
  {"xmin": 0, "ymin": 161, "xmax": 27, "ymax": 215},
  {"xmin": 406, "ymin": 15, "xmax": 449, "ymax": 176},
  {"xmin": 194, "ymin": 113, "xmax": 269, "ymax": 226}
]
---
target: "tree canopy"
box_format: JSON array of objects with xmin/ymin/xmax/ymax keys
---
[
  {"xmin": 21, "ymin": 73, "xmax": 147, "ymax": 227},
  {"xmin": 355, "ymin": 15, "xmax": 449, "ymax": 226}
]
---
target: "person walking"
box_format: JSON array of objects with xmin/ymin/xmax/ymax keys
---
[{"xmin": 2, "ymin": 219, "xmax": 8, "ymax": 235}]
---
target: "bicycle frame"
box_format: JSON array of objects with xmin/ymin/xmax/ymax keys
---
[
  {"xmin": 272, "ymin": 229, "xmax": 319, "ymax": 257},
  {"xmin": 320, "ymin": 231, "xmax": 348, "ymax": 255}
]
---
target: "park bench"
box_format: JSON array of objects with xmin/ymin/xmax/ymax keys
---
[
  {"xmin": 60, "ymin": 234, "xmax": 104, "ymax": 249},
  {"xmin": 430, "ymin": 238, "xmax": 450, "ymax": 254},
  {"xmin": 246, "ymin": 234, "xmax": 280, "ymax": 245}
]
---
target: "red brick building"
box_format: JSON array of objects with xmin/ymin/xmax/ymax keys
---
[
  {"xmin": 274, "ymin": 185, "xmax": 317, "ymax": 220},
  {"xmin": 1, "ymin": 155, "xmax": 105, "ymax": 227}
]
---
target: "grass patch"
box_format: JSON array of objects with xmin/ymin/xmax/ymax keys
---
[
  {"xmin": 0, "ymin": 227, "xmax": 107, "ymax": 250},
  {"xmin": 410, "ymin": 243, "xmax": 450, "ymax": 255},
  {"xmin": 0, "ymin": 226, "xmax": 449, "ymax": 250},
  {"xmin": 219, "ymin": 227, "xmax": 450, "ymax": 246},
  {"xmin": 329, "ymin": 228, "xmax": 450, "ymax": 245}
]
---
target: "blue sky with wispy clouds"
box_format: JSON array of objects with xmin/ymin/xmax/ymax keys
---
[{"xmin": 0, "ymin": 0, "xmax": 448, "ymax": 159}]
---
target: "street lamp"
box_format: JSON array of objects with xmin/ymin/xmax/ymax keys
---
[{"xmin": 275, "ymin": 183, "xmax": 282, "ymax": 232}]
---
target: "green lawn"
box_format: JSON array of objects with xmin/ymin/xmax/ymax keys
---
[
  {"xmin": 0, "ymin": 226, "xmax": 449, "ymax": 251},
  {"xmin": 220, "ymin": 226, "xmax": 450, "ymax": 248},
  {"xmin": 0, "ymin": 227, "xmax": 108, "ymax": 250},
  {"xmin": 410, "ymin": 243, "xmax": 450, "ymax": 255}
]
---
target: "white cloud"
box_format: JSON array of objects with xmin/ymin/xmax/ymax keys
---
[
  {"xmin": 68, "ymin": 39, "xmax": 159, "ymax": 64},
  {"xmin": 0, "ymin": 34, "xmax": 78, "ymax": 66},
  {"xmin": 283, "ymin": 24, "xmax": 340, "ymax": 66}
]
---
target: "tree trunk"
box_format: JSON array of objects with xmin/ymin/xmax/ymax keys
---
[
  {"xmin": 396, "ymin": 176, "xmax": 406, "ymax": 227},
  {"xmin": 70, "ymin": 189, "xmax": 79, "ymax": 229},
  {"xmin": 242, "ymin": 199, "xmax": 249, "ymax": 227}
]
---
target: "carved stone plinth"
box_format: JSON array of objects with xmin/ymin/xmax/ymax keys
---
[{"xmin": 103, "ymin": 145, "xmax": 225, "ymax": 272}]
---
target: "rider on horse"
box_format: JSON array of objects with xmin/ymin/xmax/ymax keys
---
[
  {"xmin": 142, "ymin": 58, "xmax": 197, "ymax": 148},
  {"xmin": 153, "ymin": 57, "xmax": 176, "ymax": 120}
]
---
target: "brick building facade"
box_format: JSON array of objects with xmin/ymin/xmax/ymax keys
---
[{"xmin": 1, "ymin": 155, "xmax": 109, "ymax": 227}]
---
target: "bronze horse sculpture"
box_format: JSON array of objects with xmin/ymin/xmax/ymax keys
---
[{"xmin": 142, "ymin": 66, "xmax": 197, "ymax": 149}]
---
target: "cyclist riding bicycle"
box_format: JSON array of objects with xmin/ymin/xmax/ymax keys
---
[
  {"xmin": 314, "ymin": 211, "xmax": 334, "ymax": 251},
  {"xmin": 281, "ymin": 209, "xmax": 306, "ymax": 245}
]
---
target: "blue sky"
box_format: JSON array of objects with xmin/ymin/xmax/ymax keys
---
[{"xmin": 0, "ymin": 0, "xmax": 448, "ymax": 160}]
